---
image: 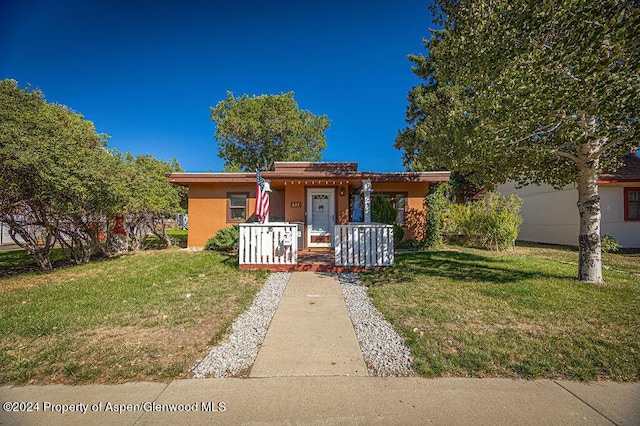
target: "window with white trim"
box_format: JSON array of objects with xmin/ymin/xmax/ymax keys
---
[{"xmin": 625, "ymin": 187, "xmax": 640, "ymax": 221}]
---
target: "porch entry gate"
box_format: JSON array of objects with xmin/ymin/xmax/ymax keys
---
[{"xmin": 334, "ymin": 223, "xmax": 394, "ymax": 267}]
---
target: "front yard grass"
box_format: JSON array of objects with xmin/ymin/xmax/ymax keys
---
[
  {"xmin": 144, "ymin": 229, "xmax": 189, "ymax": 248},
  {"xmin": 0, "ymin": 249, "xmax": 266, "ymax": 385},
  {"xmin": 0, "ymin": 248, "xmax": 67, "ymax": 272},
  {"xmin": 362, "ymin": 244, "xmax": 640, "ymax": 381}
]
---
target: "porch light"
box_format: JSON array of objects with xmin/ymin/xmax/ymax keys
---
[{"xmin": 339, "ymin": 187, "xmax": 345, "ymax": 196}]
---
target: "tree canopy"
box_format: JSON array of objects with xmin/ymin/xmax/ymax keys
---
[
  {"xmin": 1, "ymin": 79, "xmax": 186, "ymax": 268},
  {"xmin": 0, "ymin": 79, "xmax": 114, "ymax": 266},
  {"xmin": 122, "ymin": 152, "xmax": 185, "ymax": 250},
  {"xmin": 211, "ymin": 92, "xmax": 330, "ymax": 171},
  {"xmin": 396, "ymin": 0, "xmax": 640, "ymax": 283}
]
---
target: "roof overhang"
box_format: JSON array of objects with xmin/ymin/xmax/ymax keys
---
[{"xmin": 168, "ymin": 170, "xmax": 451, "ymax": 186}]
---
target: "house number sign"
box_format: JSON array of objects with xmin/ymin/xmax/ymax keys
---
[{"xmin": 291, "ymin": 202, "xmax": 302, "ymax": 208}]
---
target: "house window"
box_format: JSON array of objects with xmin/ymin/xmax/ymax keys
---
[
  {"xmin": 350, "ymin": 192, "xmax": 407, "ymax": 225},
  {"xmin": 395, "ymin": 194, "xmax": 406, "ymax": 226},
  {"xmin": 625, "ymin": 187, "xmax": 640, "ymax": 221},
  {"xmin": 227, "ymin": 192, "xmax": 249, "ymax": 222}
]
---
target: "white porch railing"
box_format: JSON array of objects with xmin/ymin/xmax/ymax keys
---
[
  {"xmin": 334, "ymin": 223, "xmax": 394, "ymax": 267},
  {"xmin": 239, "ymin": 223, "xmax": 298, "ymax": 265}
]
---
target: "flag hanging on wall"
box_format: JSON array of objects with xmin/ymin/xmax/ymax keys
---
[{"xmin": 255, "ymin": 169, "xmax": 270, "ymax": 223}]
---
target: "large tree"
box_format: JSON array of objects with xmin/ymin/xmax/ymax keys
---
[
  {"xmin": 1, "ymin": 80, "xmax": 56, "ymax": 268},
  {"xmin": 1, "ymin": 79, "xmax": 185, "ymax": 267},
  {"xmin": 0, "ymin": 79, "xmax": 124, "ymax": 268},
  {"xmin": 397, "ymin": 0, "xmax": 639, "ymax": 284},
  {"xmin": 122, "ymin": 153, "xmax": 185, "ymax": 250},
  {"xmin": 211, "ymin": 92, "xmax": 330, "ymax": 171}
]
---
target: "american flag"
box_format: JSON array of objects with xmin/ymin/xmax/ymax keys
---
[{"xmin": 255, "ymin": 169, "xmax": 270, "ymax": 223}]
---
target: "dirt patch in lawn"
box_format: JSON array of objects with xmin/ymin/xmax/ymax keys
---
[{"xmin": 2, "ymin": 313, "xmax": 234, "ymax": 385}]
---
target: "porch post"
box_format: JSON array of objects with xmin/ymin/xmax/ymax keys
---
[
  {"xmin": 362, "ymin": 179, "xmax": 372, "ymax": 224},
  {"xmin": 264, "ymin": 180, "xmax": 271, "ymax": 223}
]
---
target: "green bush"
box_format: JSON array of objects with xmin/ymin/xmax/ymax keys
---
[
  {"xmin": 601, "ymin": 234, "xmax": 621, "ymax": 253},
  {"xmin": 371, "ymin": 195, "xmax": 405, "ymax": 244},
  {"xmin": 393, "ymin": 224, "xmax": 404, "ymax": 245},
  {"xmin": 424, "ymin": 183, "xmax": 450, "ymax": 249},
  {"xmin": 371, "ymin": 195, "xmax": 398, "ymax": 225},
  {"xmin": 442, "ymin": 202, "xmax": 469, "ymax": 243},
  {"xmin": 204, "ymin": 225, "xmax": 239, "ymax": 252},
  {"xmin": 443, "ymin": 193, "xmax": 523, "ymax": 251}
]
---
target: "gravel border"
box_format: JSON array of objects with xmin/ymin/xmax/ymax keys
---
[
  {"xmin": 190, "ymin": 272, "xmax": 291, "ymax": 378},
  {"xmin": 338, "ymin": 272, "xmax": 415, "ymax": 377},
  {"xmin": 190, "ymin": 271, "xmax": 413, "ymax": 378}
]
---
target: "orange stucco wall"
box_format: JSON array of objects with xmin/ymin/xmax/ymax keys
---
[
  {"xmin": 284, "ymin": 184, "xmax": 305, "ymax": 223},
  {"xmin": 337, "ymin": 186, "xmax": 350, "ymax": 225},
  {"xmin": 185, "ymin": 181, "xmax": 429, "ymax": 247},
  {"xmin": 187, "ymin": 183, "xmax": 255, "ymax": 247}
]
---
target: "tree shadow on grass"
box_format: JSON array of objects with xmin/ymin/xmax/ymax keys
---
[{"xmin": 365, "ymin": 250, "xmax": 573, "ymax": 287}]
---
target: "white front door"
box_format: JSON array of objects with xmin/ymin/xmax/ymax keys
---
[{"xmin": 307, "ymin": 188, "xmax": 335, "ymax": 248}]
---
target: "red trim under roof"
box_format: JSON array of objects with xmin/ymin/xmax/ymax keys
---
[{"xmin": 599, "ymin": 153, "xmax": 640, "ymax": 183}]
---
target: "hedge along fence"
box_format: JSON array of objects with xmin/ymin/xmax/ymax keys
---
[{"xmin": 442, "ymin": 193, "xmax": 523, "ymax": 251}]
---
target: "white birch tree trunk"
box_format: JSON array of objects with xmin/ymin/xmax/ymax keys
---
[{"xmin": 575, "ymin": 138, "xmax": 604, "ymax": 285}]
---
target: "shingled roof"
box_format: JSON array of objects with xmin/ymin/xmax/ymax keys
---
[{"xmin": 600, "ymin": 153, "xmax": 640, "ymax": 183}]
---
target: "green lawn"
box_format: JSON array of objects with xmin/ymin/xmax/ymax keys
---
[
  {"xmin": 143, "ymin": 229, "xmax": 189, "ymax": 249},
  {"xmin": 0, "ymin": 248, "xmax": 266, "ymax": 384},
  {"xmin": 362, "ymin": 244, "xmax": 640, "ymax": 381},
  {"xmin": 0, "ymin": 248, "xmax": 67, "ymax": 271}
]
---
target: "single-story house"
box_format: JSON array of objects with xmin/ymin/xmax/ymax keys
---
[
  {"xmin": 496, "ymin": 153, "xmax": 640, "ymax": 248},
  {"xmin": 168, "ymin": 161, "xmax": 450, "ymax": 249}
]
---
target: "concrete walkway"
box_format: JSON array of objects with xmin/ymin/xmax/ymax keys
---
[{"xmin": 249, "ymin": 272, "xmax": 367, "ymax": 377}]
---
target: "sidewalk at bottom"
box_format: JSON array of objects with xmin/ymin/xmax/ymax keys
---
[{"xmin": 1, "ymin": 377, "xmax": 638, "ymax": 425}]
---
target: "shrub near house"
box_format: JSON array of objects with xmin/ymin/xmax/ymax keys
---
[
  {"xmin": 443, "ymin": 194, "xmax": 523, "ymax": 251},
  {"xmin": 205, "ymin": 226, "xmax": 240, "ymax": 252},
  {"xmin": 371, "ymin": 195, "xmax": 405, "ymax": 244}
]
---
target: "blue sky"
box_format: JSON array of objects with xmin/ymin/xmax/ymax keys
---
[{"xmin": 1, "ymin": 0, "xmax": 434, "ymax": 172}]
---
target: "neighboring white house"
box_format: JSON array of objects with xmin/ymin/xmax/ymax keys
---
[
  {"xmin": 496, "ymin": 153, "xmax": 640, "ymax": 248},
  {"xmin": 0, "ymin": 222, "xmax": 25, "ymax": 246}
]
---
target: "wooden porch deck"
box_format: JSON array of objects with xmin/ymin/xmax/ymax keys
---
[{"xmin": 239, "ymin": 250, "xmax": 388, "ymax": 273}]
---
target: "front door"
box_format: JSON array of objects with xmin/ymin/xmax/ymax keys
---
[{"xmin": 307, "ymin": 188, "xmax": 335, "ymax": 248}]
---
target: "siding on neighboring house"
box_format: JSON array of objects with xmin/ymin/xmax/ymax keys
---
[
  {"xmin": 0, "ymin": 222, "xmax": 24, "ymax": 245},
  {"xmin": 496, "ymin": 181, "xmax": 640, "ymax": 248},
  {"xmin": 496, "ymin": 182, "xmax": 579, "ymax": 246},
  {"xmin": 600, "ymin": 183, "xmax": 640, "ymax": 248}
]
